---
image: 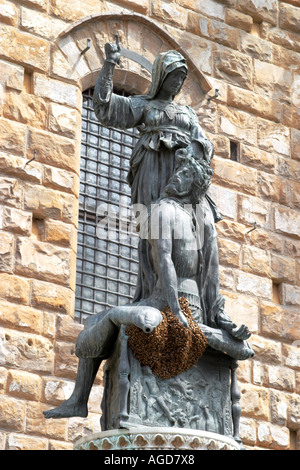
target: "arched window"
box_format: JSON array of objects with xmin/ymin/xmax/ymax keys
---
[{"xmin": 75, "ymin": 87, "xmax": 139, "ymax": 323}]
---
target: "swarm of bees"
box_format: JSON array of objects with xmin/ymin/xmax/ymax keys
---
[{"xmin": 126, "ymin": 297, "xmax": 208, "ymax": 380}]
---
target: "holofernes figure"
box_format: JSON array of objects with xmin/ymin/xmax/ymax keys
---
[{"xmin": 43, "ymin": 42, "xmax": 253, "ymax": 420}]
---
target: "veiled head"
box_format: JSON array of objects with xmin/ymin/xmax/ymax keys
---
[{"xmin": 147, "ymin": 50, "xmax": 188, "ymax": 99}]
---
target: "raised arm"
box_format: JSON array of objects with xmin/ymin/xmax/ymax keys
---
[{"xmin": 93, "ymin": 41, "xmax": 144, "ymax": 130}]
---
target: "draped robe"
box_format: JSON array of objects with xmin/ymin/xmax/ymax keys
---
[{"xmin": 93, "ymin": 51, "xmax": 227, "ymax": 328}]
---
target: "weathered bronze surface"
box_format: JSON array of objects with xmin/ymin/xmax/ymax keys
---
[{"xmin": 44, "ymin": 40, "xmax": 253, "ymax": 446}]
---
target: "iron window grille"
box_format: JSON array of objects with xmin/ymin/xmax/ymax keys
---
[{"xmin": 75, "ymin": 88, "xmax": 140, "ymax": 323}]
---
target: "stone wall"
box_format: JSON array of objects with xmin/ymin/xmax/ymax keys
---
[{"xmin": 0, "ymin": 0, "xmax": 299, "ymax": 450}]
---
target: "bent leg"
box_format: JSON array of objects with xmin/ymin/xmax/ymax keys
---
[
  {"xmin": 75, "ymin": 305, "xmax": 163, "ymax": 359},
  {"xmin": 200, "ymin": 324, "xmax": 254, "ymax": 360},
  {"xmin": 43, "ymin": 357, "xmax": 101, "ymax": 419}
]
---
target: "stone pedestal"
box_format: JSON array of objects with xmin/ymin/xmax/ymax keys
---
[
  {"xmin": 74, "ymin": 427, "xmax": 241, "ymax": 450},
  {"xmin": 75, "ymin": 327, "xmax": 244, "ymax": 451},
  {"xmin": 100, "ymin": 327, "xmax": 241, "ymax": 441}
]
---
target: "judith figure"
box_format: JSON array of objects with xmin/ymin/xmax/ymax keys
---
[{"xmin": 94, "ymin": 42, "xmax": 224, "ymax": 327}]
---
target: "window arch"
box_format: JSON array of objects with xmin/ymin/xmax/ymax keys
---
[{"xmin": 75, "ymin": 87, "xmax": 140, "ymax": 323}]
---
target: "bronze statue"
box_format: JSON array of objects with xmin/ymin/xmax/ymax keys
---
[{"xmin": 44, "ymin": 40, "xmax": 253, "ymax": 439}]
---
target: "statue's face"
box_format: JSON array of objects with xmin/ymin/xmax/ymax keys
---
[
  {"xmin": 165, "ymin": 165, "xmax": 194, "ymax": 197},
  {"xmin": 160, "ymin": 67, "xmax": 187, "ymax": 97}
]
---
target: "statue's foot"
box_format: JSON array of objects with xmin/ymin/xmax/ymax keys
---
[{"xmin": 43, "ymin": 399, "xmax": 88, "ymax": 419}]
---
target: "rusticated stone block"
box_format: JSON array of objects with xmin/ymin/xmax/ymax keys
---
[
  {"xmin": 212, "ymin": 157, "xmax": 258, "ymax": 196},
  {"xmin": 291, "ymin": 129, "xmax": 300, "ymax": 161},
  {"xmin": 240, "ymin": 384, "xmax": 270, "ymax": 420},
  {"xmin": 209, "ymin": 184, "xmax": 237, "ymax": 219},
  {"xmin": 23, "ymin": 183, "xmax": 78, "ymax": 225},
  {"xmin": 213, "ymin": 48, "xmax": 253, "ymax": 89},
  {"xmin": 6, "ymin": 434, "xmax": 48, "ymax": 451},
  {"xmin": 188, "ymin": 12, "xmax": 239, "ymax": 49},
  {"xmin": 240, "ymin": 145, "xmax": 275, "ymax": 173},
  {"xmin": 18, "ymin": 0, "xmax": 48, "ymax": 11},
  {"xmin": 0, "ymin": 273, "xmax": 30, "ymax": 304},
  {"xmin": 238, "ymin": 194, "xmax": 272, "ymax": 230},
  {"xmin": 0, "ymin": 396, "xmax": 26, "ymax": 432},
  {"xmin": 254, "ymin": 59, "xmax": 293, "ymax": 104},
  {"xmin": 0, "ymin": 59, "xmax": 24, "ymax": 91},
  {"xmin": 221, "ymin": 291, "xmax": 259, "ymax": 333},
  {"xmin": 7, "ymin": 370, "xmax": 42, "ymax": 401},
  {"xmin": 260, "ymin": 301, "xmax": 299, "ymax": 342},
  {"xmin": 279, "ymin": 283, "xmax": 300, "ymax": 307},
  {"xmin": 271, "ymin": 254, "xmax": 295, "ymax": 283},
  {"xmin": 236, "ymin": 0, "xmax": 278, "ymax": 25},
  {"xmin": 216, "ymin": 219, "xmax": 246, "ymax": 242},
  {"xmin": 0, "ymin": 177, "xmax": 22, "ymax": 209},
  {"xmin": 266, "ymin": 364, "xmax": 295, "ymax": 392},
  {"xmin": 227, "ymin": 85, "xmax": 282, "ymax": 123},
  {"xmin": 250, "ymin": 335, "xmax": 281, "ymax": 365},
  {"xmin": 0, "ymin": 231, "xmax": 14, "ymax": 273},
  {"xmin": 274, "ymin": 206, "xmax": 300, "ymax": 240},
  {"xmin": 218, "ymin": 237, "xmax": 241, "ymax": 267},
  {"xmin": 279, "ymin": 3, "xmax": 300, "ymax": 34},
  {"xmin": 0, "ymin": 24, "xmax": 49, "ymax": 72},
  {"xmin": 0, "ymin": 0, "xmax": 18, "ymax": 26},
  {"xmin": 44, "ymin": 218, "xmax": 76, "ymax": 248},
  {"xmin": 0, "ymin": 328, "xmax": 54, "ymax": 373},
  {"xmin": 0, "ymin": 299, "xmax": 42, "ymax": 334},
  {"xmin": 0, "ymin": 118, "xmax": 26, "ymax": 157},
  {"xmin": 48, "ymin": 102, "xmax": 81, "ymax": 140},
  {"xmin": 151, "ymin": 0, "xmax": 188, "ymax": 29},
  {"xmin": 0, "ymin": 206, "xmax": 32, "ymax": 236},
  {"xmin": 33, "ymin": 74, "xmax": 79, "ymax": 108},
  {"xmin": 31, "ymin": 279, "xmax": 75, "ymax": 315},
  {"xmin": 257, "ymin": 422, "xmax": 289, "ymax": 449},
  {"xmin": 277, "ymin": 156, "xmax": 300, "ymax": 182},
  {"xmin": 3, "ymin": 90, "xmax": 48, "ymax": 130},
  {"xmin": 257, "ymin": 172, "xmax": 288, "ymax": 204},
  {"xmin": 26, "ymin": 401, "xmax": 67, "ymax": 440},
  {"xmin": 225, "ymin": 9, "xmax": 253, "ymax": 32},
  {"xmin": 283, "ymin": 344, "xmax": 300, "ymax": 371},
  {"xmin": 50, "ymin": 0, "xmax": 100, "ymax": 22},
  {"xmin": 27, "ymin": 128, "xmax": 77, "ymax": 173},
  {"xmin": 287, "ymin": 395, "xmax": 300, "ymax": 432},
  {"xmin": 282, "ymin": 103, "xmax": 300, "ymax": 130},
  {"xmin": 236, "ymin": 271, "xmax": 273, "ymax": 300},
  {"xmin": 218, "ymin": 105, "xmax": 257, "ymax": 147},
  {"xmin": 269, "ymin": 389, "xmax": 289, "ymax": 426},
  {"xmin": 291, "ymin": 74, "xmax": 300, "ymax": 108},
  {"xmin": 239, "ymin": 31, "xmax": 273, "ymax": 61},
  {"xmin": 257, "ymin": 119, "xmax": 290, "ymax": 157},
  {"xmin": 181, "ymin": 0, "xmax": 226, "ymax": 20},
  {"xmin": 15, "ymin": 236, "xmax": 73, "ymax": 286},
  {"xmin": 43, "ymin": 166, "xmax": 79, "ymax": 196},
  {"xmin": 247, "ymin": 228, "xmax": 282, "ymax": 254},
  {"xmin": 23, "ymin": 184, "xmax": 63, "ymax": 220},
  {"xmin": 20, "ymin": 6, "xmax": 66, "ymax": 41},
  {"xmin": 42, "ymin": 377, "xmax": 76, "ymax": 406},
  {"xmin": 242, "ymin": 244, "xmax": 271, "ymax": 277},
  {"xmin": 0, "ymin": 152, "xmax": 42, "ymax": 184},
  {"xmin": 239, "ymin": 417, "xmax": 256, "ymax": 446}
]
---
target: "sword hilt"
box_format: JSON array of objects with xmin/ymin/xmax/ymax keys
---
[{"xmin": 115, "ymin": 33, "xmax": 121, "ymax": 50}]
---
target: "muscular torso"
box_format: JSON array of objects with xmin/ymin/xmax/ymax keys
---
[{"xmin": 150, "ymin": 199, "xmax": 200, "ymax": 298}]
